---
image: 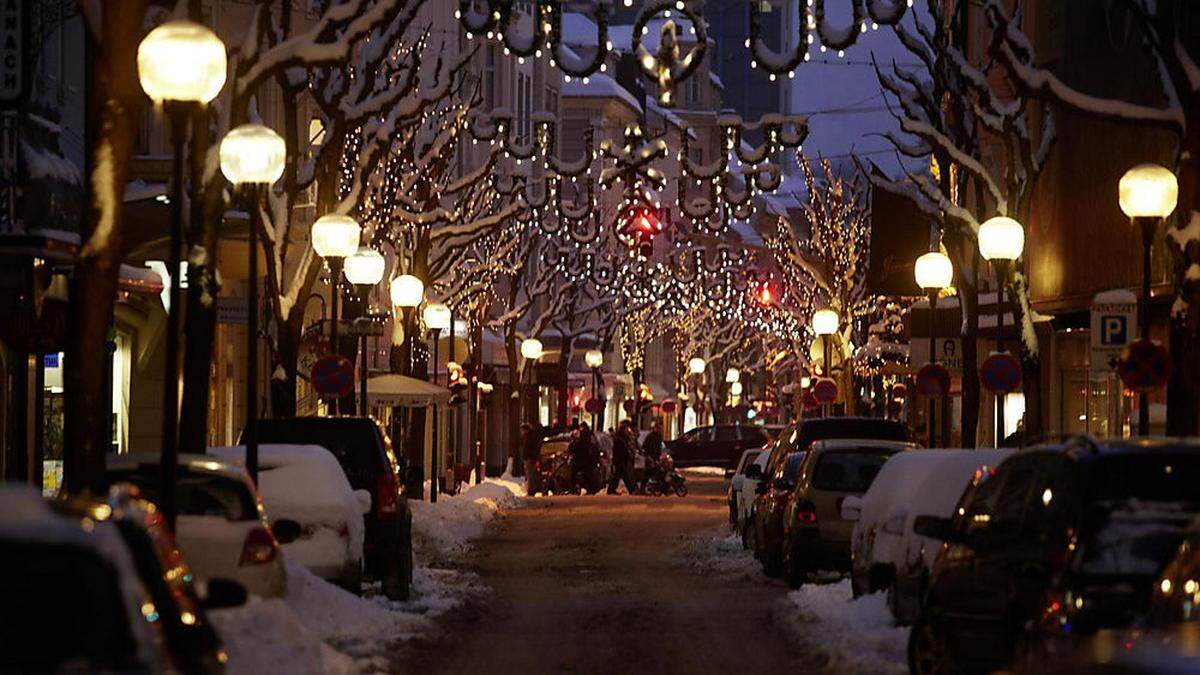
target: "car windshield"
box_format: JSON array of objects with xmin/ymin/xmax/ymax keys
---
[
  {"xmin": 812, "ymin": 449, "xmax": 895, "ymax": 492},
  {"xmin": 106, "ymin": 470, "xmax": 255, "ymax": 521},
  {"xmin": 0, "ymin": 542, "xmax": 141, "ymax": 672},
  {"xmin": 1077, "ymin": 454, "xmax": 1200, "ymax": 578}
]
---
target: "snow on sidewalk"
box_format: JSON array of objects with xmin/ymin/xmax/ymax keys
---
[
  {"xmin": 212, "ymin": 477, "xmax": 527, "ymax": 674},
  {"xmin": 409, "ymin": 475, "xmax": 527, "ymax": 556},
  {"xmin": 773, "ymin": 580, "xmax": 908, "ymax": 674}
]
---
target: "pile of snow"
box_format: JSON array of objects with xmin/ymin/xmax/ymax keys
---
[
  {"xmin": 774, "ymin": 581, "xmax": 908, "ymax": 674},
  {"xmin": 409, "ymin": 476, "xmax": 526, "ymax": 556},
  {"xmin": 212, "ymin": 561, "xmax": 479, "ymax": 675},
  {"xmin": 682, "ymin": 529, "xmax": 763, "ymax": 579}
]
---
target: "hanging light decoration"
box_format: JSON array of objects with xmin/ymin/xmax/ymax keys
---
[{"xmin": 748, "ymin": 0, "xmax": 909, "ymax": 76}]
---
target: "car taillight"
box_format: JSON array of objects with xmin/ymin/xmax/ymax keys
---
[
  {"xmin": 240, "ymin": 526, "xmax": 279, "ymax": 566},
  {"xmin": 794, "ymin": 500, "xmax": 818, "ymax": 526},
  {"xmin": 376, "ymin": 472, "xmax": 400, "ymax": 519}
]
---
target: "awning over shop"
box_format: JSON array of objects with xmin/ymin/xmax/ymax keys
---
[{"xmin": 367, "ymin": 374, "xmax": 451, "ymax": 407}]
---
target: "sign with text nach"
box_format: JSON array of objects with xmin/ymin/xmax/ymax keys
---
[
  {"xmin": 1091, "ymin": 289, "xmax": 1137, "ymax": 370},
  {"xmin": 0, "ymin": 0, "xmax": 24, "ymax": 104}
]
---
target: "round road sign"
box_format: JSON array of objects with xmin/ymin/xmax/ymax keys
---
[
  {"xmin": 916, "ymin": 363, "xmax": 951, "ymax": 397},
  {"xmin": 813, "ymin": 378, "xmax": 839, "ymax": 404},
  {"xmin": 584, "ymin": 397, "xmax": 603, "ymax": 414},
  {"xmin": 311, "ymin": 354, "xmax": 354, "ymax": 399},
  {"xmin": 661, "ymin": 400, "xmax": 677, "ymax": 414},
  {"xmin": 1118, "ymin": 339, "xmax": 1172, "ymax": 392},
  {"xmin": 980, "ymin": 352, "xmax": 1022, "ymax": 394}
]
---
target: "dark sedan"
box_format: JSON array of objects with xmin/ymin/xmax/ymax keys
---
[{"xmin": 667, "ymin": 424, "xmax": 770, "ymax": 469}]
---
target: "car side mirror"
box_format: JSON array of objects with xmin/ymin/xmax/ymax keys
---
[
  {"xmin": 913, "ymin": 515, "xmax": 959, "ymax": 542},
  {"xmin": 744, "ymin": 464, "xmax": 763, "ymax": 480},
  {"xmin": 202, "ymin": 578, "xmax": 248, "ymax": 610},
  {"xmin": 353, "ymin": 489, "xmax": 373, "ymax": 515},
  {"xmin": 840, "ymin": 496, "xmax": 863, "ymax": 522},
  {"xmin": 273, "ymin": 518, "xmax": 302, "ymax": 544}
]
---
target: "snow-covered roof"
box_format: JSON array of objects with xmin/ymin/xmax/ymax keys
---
[
  {"xmin": 647, "ymin": 99, "xmax": 696, "ymax": 139},
  {"xmin": 561, "ymin": 13, "xmax": 602, "ymax": 47},
  {"xmin": 562, "ymin": 72, "xmax": 643, "ymax": 114},
  {"xmin": 709, "ymin": 71, "xmax": 724, "ymax": 89},
  {"xmin": 728, "ymin": 219, "xmax": 764, "ymax": 247}
]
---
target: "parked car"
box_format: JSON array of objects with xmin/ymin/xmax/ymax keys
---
[
  {"xmin": 666, "ymin": 424, "xmax": 770, "ymax": 469},
  {"xmin": 751, "ymin": 450, "xmax": 808, "ymax": 576},
  {"xmin": 909, "ymin": 438, "xmax": 1200, "ymax": 675},
  {"xmin": 727, "ymin": 448, "xmax": 763, "ymax": 526},
  {"xmin": 760, "ymin": 416, "xmax": 908, "ymax": 481},
  {"xmin": 738, "ymin": 449, "xmax": 773, "ymax": 545},
  {"xmin": 0, "ymin": 485, "xmax": 242, "ymax": 674},
  {"xmin": 104, "ymin": 453, "xmax": 287, "ymax": 597},
  {"xmin": 211, "ymin": 444, "xmax": 370, "ymax": 593},
  {"xmin": 248, "ymin": 416, "xmax": 412, "ymax": 600},
  {"xmin": 779, "ymin": 438, "xmax": 914, "ymax": 587},
  {"xmin": 845, "ymin": 448, "xmax": 1013, "ymax": 622}
]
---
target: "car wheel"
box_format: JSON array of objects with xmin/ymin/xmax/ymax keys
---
[
  {"xmin": 762, "ymin": 538, "xmax": 782, "ymax": 577},
  {"xmin": 338, "ymin": 559, "xmax": 364, "ymax": 596},
  {"xmin": 783, "ymin": 542, "xmax": 805, "ymax": 589},
  {"xmin": 674, "ymin": 483, "xmax": 688, "ymax": 498},
  {"xmin": 742, "ymin": 516, "xmax": 757, "ymax": 550},
  {"xmin": 383, "ymin": 508, "xmax": 413, "ymax": 602},
  {"xmin": 909, "ymin": 614, "xmax": 951, "ymax": 675}
]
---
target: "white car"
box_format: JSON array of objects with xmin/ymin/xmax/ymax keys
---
[
  {"xmin": 737, "ymin": 448, "xmax": 773, "ymax": 545},
  {"xmin": 844, "ymin": 447, "xmax": 1014, "ymax": 623},
  {"xmin": 727, "ymin": 448, "xmax": 763, "ymax": 530},
  {"xmin": 105, "ymin": 453, "xmax": 287, "ymax": 598},
  {"xmin": 211, "ymin": 444, "xmax": 371, "ymax": 592}
]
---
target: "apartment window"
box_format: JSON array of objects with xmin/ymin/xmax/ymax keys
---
[
  {"xmin": 516, "ymin": 71, "xmax": 532, "ymax": 144},
  {"xmin": 484, "ymin": 46, "xmax": 497, "ymax": 111},
  {"xmin": 544, "ymin": 86, "xmax": 559, "ymax": 116},
  {"xmin": 685, "ymin": 71, "xmax": 701, "ymax": 105}
]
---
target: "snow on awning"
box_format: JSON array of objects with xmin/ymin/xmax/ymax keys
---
[
  {"xmin": 118, "ymin": 264, "xmax": 164, "ymax": 295},
  {"xmin": 20, "ymin": 141, "xmax": 82, "ymax": 185},
  {"xmin": 124, "ymin": 179, "xmax": 168, "ymax": 203},
  {"xmin": 709, "ymin": 72, "xmax": 724, "ymax": 89},
  {"xmin": 367, "ymin": 374, "xmax": 451, "ymax": 407}
]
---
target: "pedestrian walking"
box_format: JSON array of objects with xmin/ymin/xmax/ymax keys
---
[
  {"xmin": 641, "ymin": 420, "xmax": 664, "ymax": 493},
  {"xmin": 607, "ymin": 420, "xmax": 639, "ymax": 495},
  {"xmin": 568, "ymin": 422, "xmax": 600, "ymax": 493},
  {"xmin": 521, "ymin": 422, "xmax": 543, "ymax": 494}
]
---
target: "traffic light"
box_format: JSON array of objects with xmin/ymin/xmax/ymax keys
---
[
  {"xmin": 619, "ymin": 204, "xmax": 664, "ymax": 258},
  {"xmin": 755, "ymin": 281, "xmax": 773, "ymax": 305}
]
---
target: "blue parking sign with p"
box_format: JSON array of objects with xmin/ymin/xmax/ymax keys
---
[{"xmin": 1101, "ymin": 315, "xmax": 1127, "ymax": 345}]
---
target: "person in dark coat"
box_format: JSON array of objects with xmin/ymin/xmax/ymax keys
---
[
  {"xmin": 568, "ymin": 422, "xmax": 600, "ymax": 493},
  {"xmin": 641, "ymin": 420, "xmax": 664, "ymax": 492},
  {"xmin": 607, "ymin": 420, "xmax": 639, "ymax": 494}
]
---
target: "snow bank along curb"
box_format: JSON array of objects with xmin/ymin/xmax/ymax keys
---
[
  {"xmin": 410, "ymin": 475, "xmax": 527, "ymax": 557},
  {"xmin": 773, "ymin": 580, "xmax": 908, "ymax": 674},
  {"xmin": 211, "ymin": 477, "xmax": 526, "ymax": 674}
]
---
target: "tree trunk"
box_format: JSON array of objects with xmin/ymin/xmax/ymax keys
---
[
  {"xmin": 504, "ymin": 333, "xmax": 522, "ymax": 476},
  {"xmin": 959, "ymin": 283, "xmax": 980, "ymax": 448},
  {"xmin": 269, "ymin": 312, "xmax": 304, "ymax": 418},
  {"xmin": 64, "ymin": 0, "xmax": 148, "ymax": 494},
  {"xmin": 1010, "ymin": 271, "xmax": 1043, "ymax": 440},
  {"xmin": 557, "ymin": 335, "xmax": 574, "ymax": 426},
  {"xmin": 1167, "ymin": 104, "xmax": 1200, "ymax": 435}
]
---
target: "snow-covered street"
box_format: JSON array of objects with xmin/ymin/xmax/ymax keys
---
[{"xmin": 393, "ymin": 472, "xmax": 910, "ymax": 675}]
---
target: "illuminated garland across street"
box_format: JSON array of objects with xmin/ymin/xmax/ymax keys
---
[{"xmin": 748, "ymin": 0, "xmax": 910, "ymax": 75}]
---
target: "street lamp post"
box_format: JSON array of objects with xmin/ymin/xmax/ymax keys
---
[
  {"xmin": 389, "ymin": 273, "xmax": 424, "ymax": 495},
  {"xmin": 812, "ymin": 308, "xmax": 839, "ymax": 416},
  {"xmin": 312, "ymin": 214, "xmax": 362, "ymax": 413},
  {"xmin": 725, "ymin": 367, "xmax": 741, "ymax": 420},
  {"xmin": 979, "ymin": 216, "xmax": 1025, "ymax": 445},
  {"xmin": 915, "ymin": 250, "xmax": 953, "ymax": 447},
  {"xmin": 343, "ymin": 247, "xmax": 385, "ymax": 416},
  {"xmin": 423, "ymin": 302, "xmax": 451, "ymax": 502},
  {"xmin": 1120, "ymin": 164, "xmax": 1179, "ymax": 436},
  {"xmin": 219, "ymin": 124, "xmax": 285, "ymax": 484},
  {"xmin": 521, "ymin": 338, "xmax": 544, "ymax": 428},
  {"xmin": 137, "ymin": 20, "xmax": 226, "ymax": 528},
  {"xmin": 585, "ymin": 349, "xmax": 604, "ymax": 428}
]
